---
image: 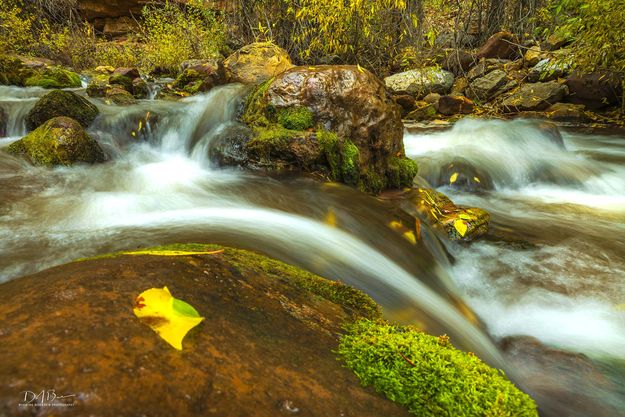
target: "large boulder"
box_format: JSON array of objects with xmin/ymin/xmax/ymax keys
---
[
  {"xmin": 566, "ymin": 70, "xmax": 623, "ymax": 109},
  {"xmin": 224, "ymin": 42, "xmax": 293, "ymax": 84},
  {"xmin": 6, "ymin": 116, "xmax": 105, "ymax": 166},
  {"xmin": 466, "ymin": 69, "xmax": 516, "ymax": 102},
  {"xmin": 476, "ymin": 31, "xmax": 520, "ymax": 60},
  {"xmin": 23, "ymin": 67, "xmax": 82, "ymax": 89},
  {"xmin": 501, "ymin": 81, "xmax": 569, "ymax": 112},
  {"xmin": 109, "ymin": 67, "xmax": 148, "ymax": 98},
  {"xmin": 171, "ymin": 59, "xmax": 225, "ymax": 95},
  {"xmin": 0, "ymin": 243, "xmax": 410, "ymax": 417},
  {"xmin": 528, "ymin": 57, "xmax": 572, "ymax": 83},
  {"xmin": 237, "ymin": 65, "xmax": 417, "ymax": 193},
  {"xmin": 26, "ymin": 90, "xmax": 99, "ymax": 130},
  {"xmin": 384, "ymin": 67, "xmax": 454, "ymax": 98}
]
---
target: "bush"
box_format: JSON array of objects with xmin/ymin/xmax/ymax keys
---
[
  {"xmin": 139, "ymin": 2, "xmax": 226, "ymax": 75},
  {"xmin": 338, "ymin": 320, "xmax": 538, "ymax": 417}
]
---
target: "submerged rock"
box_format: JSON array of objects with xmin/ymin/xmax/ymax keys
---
[
  {"xmin": 384, "ymin": 67, "xmax": 454, "ymax": 98},
  {"xmin": 0, "ymin": 244, "xmax": 411, "ymax": 417},
  {"xmin": 224, "ymin": 42, "xmax": 293, "ymax": 84},
  {"xmin": 437, "ymin": 158, "xmax": 494, "ymax": 192},
  {"xmin": 402, "ymin": 188, "xmax": 490, "ymax": 242},
  {"xmin": 26, "ymin": 89, "xmax": 99, "ymax": 130},
  {"xmin": 6, "ymin": 116, "xmax": 105, "ymax": 166},
  {"xmin": 237, "ymin": 65, "xmax": 417, "ymax": 193}
]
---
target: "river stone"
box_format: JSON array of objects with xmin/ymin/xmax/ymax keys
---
[
  {"xmin": 0, "ymin": 107, "xmax": 7, "ymax": 137},
  {"xmin": 224, "ymin": 42, "xmax": 293, "ymax": 84},
  {"xmin": 0, "ymin": 244, "xmax": 410, "ymax": 417},
  {"xmin": 466, "ymin": 69, "xmax": 515, "ymax": 102},
  {"xmin": 546, "ymin": 102, "xmax": 589, "ymax": 123},
  {"xmin": 439, "ymin": 49, "xmax": 477, "ymax": 75},
  {"xmin": 437, "ymin": 95, "xmax": 475, "ymax": 115},
  {"xmin": 172, "ymin": 59, "xmax": 224, "ymax": 95},
  {"xmin": 104, "ymin": 86, "xmax": 137, "ymax": 105},
  {"xmin": 384, "ymin": 67, "xmax": 454, "ymax": 98},
  {"xmin": 566, "ymin": 70, "xmax": 623, "ymax": 109},
  {"xmin": 6, "ymin": 116, "xmax": 105, "ymax": 166},
  {"xmin": 528, "ymin": 58, "xmax": 572, "ymax": 83},
  {"xmin": 501, "ymin": 81, "xmax": 569, "ymax": 112},
  {"xmin": 26, "ymin": 90, "xmax": 99, "ymax": 130},
  {"xmin": 437, "ymin": 158, "xmax": 494, "ymax": 192},
  {"xmin": 476, "ymin": 31, "xmax": 520, "ymax": 60}
]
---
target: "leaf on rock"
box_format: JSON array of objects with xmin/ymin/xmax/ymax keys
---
[
  {"xmin": 454, "ymin": 219, "xmax": 468, "ymax": 237},
  {"xmin": 449, "ymin": 172, "xmax": 459, "ymax": 184},
  {"xmin": 125, "ymin": 249, "xmax": 224, "ymax": 257},
  {"xmin": 133, "ymin": 287, "xmax": 204, "ymax": 350}
]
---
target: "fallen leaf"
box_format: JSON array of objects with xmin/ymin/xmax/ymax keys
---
[
  {"xmin": 449, "ymin": 173, "xmax": 459, "ymax": 184},
  {"xmin": 324, "ymin": 208, "xmax": 337, "ymax": 227},
  {"xmin": 133, "ymin": 287, "xmax": 204, "ymax": 350},
  {"xmin": 454, "ymin": 219, "xmax": 468, "ymax": 237},
  {"xmin": 125, "ymin": 249, "xmax": 224, "ymax": 257},
  {"xmin": 473, "ymin": 177, "xmax": 481, "ymax": 183}
]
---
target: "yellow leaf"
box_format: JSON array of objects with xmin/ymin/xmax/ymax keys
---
[
  {"xmin": 473, "ymin": 177, "xmax": 481, "ymax": 183},
  {"xmin": 324, "ymin": 208, "xmax": 337, "ymax": 227},
  {"xmin": 449, "ymin": 172, "xmax": 459, "ymax": 184},
  {"xmin": 357, "ymin": 64, "xmax": 365, "ymax": 73},
  {"xmin": 125, "ymin": 249, "xmax": 224, "ymax": 257},
  {"xmin": 458, "ymin": 213, "xmax": 472, "ymax": 221},
  {"xmin": 454, "ymin": 219, "xmax": 468, "ymax": 237},
  {"xmin": 133, "ymin": 287, "xmax": 204, "ymax": 350}
]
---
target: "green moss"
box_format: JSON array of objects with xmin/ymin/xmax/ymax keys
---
[
  {"xmin": 108, "ymin": 74, "xmax": 133, "ymax": 92},
  {"xmin": 277, "ymin": 106, "xmax": 314, "ymax": 130},
  {"xmin": 387, "ymin": 157, "xmax": 418, "ymax": 189},
  {"xmin": 247, "ymin": 125, "xmax": 301, "ymax": 161},
  {"xmin": 26, "ymin": 90, "xmax": 99, "ymax": 130},
  {"xmin": 360, "ymin": 170, "xmax": 386, "ymax": 194},
  {"xmin": 78, "ymin": 243, "xmax": 381, "ymax": 320},
  {"xmin": 317, "ymin": 129, "xmax": 341, "ymax": 180},
  {"xmin": 241, "ymin": 78, "xmax": 275, "ymax": 127},
  {"xmin": 341, "ymin": 140, "xmax": 360, "ymax": 186},
  {"xmin": 338, "ymin": 320, "xmax": 538, "ymax": 417},
  {"xmin": 24, "ymin": 68, "xmax": 81, "ymax": 89}
]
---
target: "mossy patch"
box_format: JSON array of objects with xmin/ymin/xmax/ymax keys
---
[
  {"xmin": 24, "ymin": 68, "xmax": 81, "ymax": 89},
  {"xmin": 26, "ymin": 89, "xmax": 99, "ymax": 130},
  {"xmin": 317, "ymin": 129, "xmax": 360, "ymax": 185},
  {"xmin": 247, "ymin": 125, "xmax": 303, "ymax": 162},
  {"xmin": 277, "ymin": 106, "xmax": 314, "ymax": 130},
  {"xmin": 338, "ymin": 320, "xmax": 538, "ymax": 417},
  {"xmin": 79, "ymin": 243, "xmax": 381, "ymax": 321},
  {"xmin": 387, "ymin": 157, "xmax": 418, "ymax": 189},
  {"xmin": 108, "ymin": 74, "xmax": 133, "ymax": 92},
  {"xmin": 241, "ymin": 78, "xmax": 274, "ymax": 127}
]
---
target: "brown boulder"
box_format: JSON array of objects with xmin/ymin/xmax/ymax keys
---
[
  {"xmin": 477, "ymin": 31, "xmax": 520, "ymax": 60},
  {"xmin": 501, "ymin": 81, "xmax": 569, "ymax": 112},
  {"xmin": 546, "ymin": 102, "xmax": 589, "ymax": 123},
  {"xmin": 566, "ymin": 71, "xmax": 623, "ymax": 109},
  {"xmin": 0, "ymin": 244, "xmax": 409, "ymax": 417},
  {"xmin": 437, "ymin": 95, "xmax": 475, "ymax": 115},
  {"xmin": 224, "ymin": 42, "xmax": 293, "ymax": 84}
]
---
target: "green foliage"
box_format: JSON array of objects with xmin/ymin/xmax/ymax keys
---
[
  {"xmin": 242, "ymin": 78, "xmax": 274, "ymax": 127},
  {"xmin": 277, "ymin": 106, "xmax": 314, "ymax": 130},
  {"xmin": 341, "ymin": 140, "xmax": 360, "ymax": 186},
  {"xmin": 0, "ymin": 2, "xmax": 37, "ymax": 54},
  {"xmin": 95, "ymin": 42, "xmax": 140, "ymax": 70},
  {"xmin": 139, "ymin": 2, "xmax": 226, "ymax": 75},
  {"xmin": 338, "ymin": 320, "xmax": 539, "ymax": 417}
]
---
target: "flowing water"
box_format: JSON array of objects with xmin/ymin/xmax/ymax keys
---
[{"xmin": 1, "ymin": 85, "xmax": 624, "ymax": 416}]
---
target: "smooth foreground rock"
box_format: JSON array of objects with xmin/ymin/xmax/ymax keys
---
[
  {"xmin": 384, "ymin": 67, "xmax": 454, "ymax": 98},
  {"xmin": 235, "ymin": 65, "xmax": 417, "ymax": 193},
  {"xmin": 224, "ymin": 42, "xmax": 293, "ymax": 85},
  {"xmin": 26, "ymin": 90, "xmax": 99, "ymax": 130},
  {"xmin": 502, "ymin": 81, "xmax": 569, "ymax": 112},
  {"xmin": 0, "ymin": 244, "xmax": 410, "ymax": 417},
  {"xmin": 6, "ymin": 116, "xmax": 105, "ymax": 166}
]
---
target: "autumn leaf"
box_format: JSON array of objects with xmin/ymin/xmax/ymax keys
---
[
  {"xmin": 124, "ymin": 249, "xmax": 224, "ymax": 257},
  {"xmin": 453, "ymin": 219, "xmax": 468, "ymax": 237},
  {"xmin": 449, "ymin": 173, "xmax": 459, "ymax": 184},
  {"xmin": 133, "ymin": 287, "xmax": 204, "ymax": 350},
  {"xmin": 324, "ymin": 208, "xmax": 337, "ymax": 227}
]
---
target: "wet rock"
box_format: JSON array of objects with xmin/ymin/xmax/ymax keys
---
[
  {"xmin": 392, "ymin": 94, "xmax": 417, "ymax": 114},
  {"xmin": 476, "ymin": 31, "xmax": 520, "ymax": 60},
  {"xmin": 0, "ymin": 107, "xmax": 6, "ymax": 137},
  {"xmin": 437, "ymin": 95, "xmax": 474, "ymax": 116},
  {"xmin": 437, "ymin": 158, "xmax": 493, "ymax": 192},
  {"xmin": 405, "ymin": 102, "xmax": 437, "ymax": 121},
  {"xmin": 132, "ymin": 77, "xmax": 149, "ymax": 99},
  {"xmin": 241, "ymin": 65, "xmax": 417, "ymax": 193},
  {"xmin": 224, "ymin": 42, "xmax": 293, "ymax": 85},
  {"xmin": 108, "ymin": 67, "xmax": 147, "ymax": 98},
  {"xmin": 0, "ymin": 244, "xmax": 409, "ymax": 417},
  {"xmin": 546, "ymin": 102, "xmax": 589, "ymax": 123},
  {"xmin": 528, "ymin": 58, "xmax": 572, "ymax": 83},
  {"xmin": 86, "ymin": 76, "xmax": 109, "ymax": 97},
  {"xmin": 384, "ymin": 67, "xmax": 454, "ymax": 98},
  {"xmin": 566, "ymin": 70, "xmax": 623, "ymax": 109},
  {"xmin": 171, "ymin": 59, "xmax": 224, "ymax": 95},
  {"xmin": 26, "ymin": 90, "xmax": 99, "ymax": 130},
  {"xmin": 23, "ymin": 67, "xmax": 82, "ymax": 89},
  {"xmin": 209, "ymin": 125, "xmax": 252, "ymax": 167},
  {"xmin": 536, "ymin": 121, "xmax": 565, "ymax": 149},
  {"xmin": 6, "ymin": 116, "xmax": 105, "ymax": 166},
  {"xmin": 403, "ymin": 188, "xmax": 490, "ymax": 241},
  {"xmin": 104, "ymin": 86, "xmax": 137, "ymax": 106},
  {"xmin": 502, "ymin": 81, "xmax": 569, "ymax": 112},
  {"xmin": 466, "ymin": 70, "xmax": 516, "ymax": 102}
]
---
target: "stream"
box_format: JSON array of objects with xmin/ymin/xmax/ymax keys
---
[{"xmin": 1, "ymin": 85, "xmax": 624, "ymax": 416}]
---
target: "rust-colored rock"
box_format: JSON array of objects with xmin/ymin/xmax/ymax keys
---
[
  {"xmin": 477, "ymin": 31, "xmax": 520, "ymax": 60},
  {"xmin": 224, "ymin": 42, "xmax": 293, "ymax": 84},
  {"xmin": 437, "ymin": 95, "xmax": 475, "ymax": 115},
  {"xmin": 0, "ymin": 245, "xmax": 409, "ymax": 417}
]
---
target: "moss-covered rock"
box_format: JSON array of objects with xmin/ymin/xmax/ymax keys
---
[
  {"xmin": 338, "ymin": 320, "xmax": 538, "ymax": 417},
  {"xmin": 235, "ymin": 66, "xmax": 418, "ymax": 193},
  {"xmin": 224, "ymin": 42, "xmax": 294, "ymax": 84},
  {"xmin": 103, "ymin": 86, "xmax": 137, "ymax": 106},
  {"xmin": 6, "ymin": 116, "xmax": 105, "ymax": 166},
  {"xmin": 24, "ymin": 67, "xmax": 82, "ymax": 89},
  {"xmin": 168, "ymin": 59, "xmax": 225, "ymax": 96},
  {"xmin": 26, "ymin": 90, "xmax": 99, "ymax": 130}
]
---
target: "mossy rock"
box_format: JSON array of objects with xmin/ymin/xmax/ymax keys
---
[
  {"xmin": 0, "ymin": 55, "xmax": 25, "ymax": 86},
  {"xmin": 339, "ymin": 320, "xmax": 538, "ymax": 417},
  {"xmin": 26, "ymin": 90, "xmax": 99, "ymax": 130},
  {"xmin": 108, "ymin": 74, "xmax": 133, "ymax": 92},
  {"xmin": 104, "ymin": 86, "xmax": 137, "ymax": 106},
  {"xmin": 276, "ymin": 106, "xmax": 314, "ymax": 130},
  {"xmin": 6, "ymin": 116, "xmax": 105, "ymax": 166},
  {"xmin": 24, "ymin": 67, "xmax": 81, "ymax": 89}
]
